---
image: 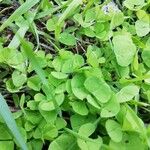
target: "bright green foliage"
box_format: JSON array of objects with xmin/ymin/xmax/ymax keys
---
[
  {"xmin": 71, "ymin": 101, "xmax": 88, "ymax": 116},
  {"xmin": 142, "ymin": 50, "xmax": 150, "ymax": 68},
  {"xmin": 46, "ymin": 17, "xmax": 58, "ymax": 31},
  {"xmin": 48, "ymin": 133, "xmax": 78, "ymax": 150},
  {"xmin": 84, "ymin": 77, "xmax": 112, "ymax": 103},
  {"xmin": 0, "ymin": 0, "xmax": 150, "ymax": 149},
  {"xmin": 101, "ymin": 94, "xmax": 120, "ymax": 118},
  {"xmin": 117, "ymin": 84, "xmax": 139, "ymax": 103},
  {"xmin": 59, "ymin": 32, "xmax": 76, "ymax": 46},
  {"xmin": 71, "ymin": 74, "xmax": 88, "ymax": 100},
  {"xmin": 113, "ymin": 35, "xmax": 136, "ymax": 66},
  {"xmin": 106, "ymin": 119, "xmax": 122, "ymax": 142}
]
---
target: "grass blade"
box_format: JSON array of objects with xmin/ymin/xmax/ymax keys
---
[
  {"xmin": 55, "ymin": 0, "xmax": 82, "ymax": 40},
  {"xmin": 35, "ymin": 0, "xmax": 71, "ymax": 20},
  {"xmin": 0, "ymin": 93, "xmax": 27, "ymax": 150},
  {"xmin": 8, "ymin": 24, "xmax": 29, "ymax": 49},
  {"xmin": 20, "ymin": 38, "xmax": 58, "ymax": 109},
  {"xmin": 0, "ymin": 0, "xmax": 40, "ymax": 32},
  {"xmin": 57, "ymin": 0, "xmax": 82, "ymax": 26}
]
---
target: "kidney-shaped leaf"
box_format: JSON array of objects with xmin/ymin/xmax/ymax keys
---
[
  {"xmin": 48, "ymin": 133, "xmax": 78, "ymax": 150},
  {"xmin": 71, "ymin": 101, "xmax": 89, "ymax": 116},
  {"xmin": 71, "ymin": 74, "xmax": 88, "ymax": 100},
  {"xmin": 117, "ymin": 84, "xmax": 139, "ymax": 103},
  {"xmin": 106, "ymin": 119, "xmax": 122, "ymax": 142},
  {"xmin": 101, "ymin": 94, "xmax": 120, "ymax": 118},
  {"xmin": 113, "ymin": 35, "xmax": 136, "ymax": 67},
  {"xmin": 142, "ymin": 50, "xmax": 150, "ymax": 68},
  {"xmin": 84, "ymin": 77, "xmax": 112, "ymax": 103}
]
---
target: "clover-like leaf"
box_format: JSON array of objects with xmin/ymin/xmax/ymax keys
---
[
  {"xmin": 59, "ymin": 32, "xmax": 76, "ymax": 46},
  {"xmin": 101, "ymin": 94, "xmax": 120, "ymax": 118},
  {"xmin": 71, "ymin": 101, "xmax": 89, "ymax": 116},
  {"xmin": 142, "ymin": 50, "xmax": 150, "ymax": 68},
  {"xmin": 48, "ymin": 133, "xmax": 78, "ymax": 150},
  {"xmin": 106, "ymin": 119, "xmax": 122, "ymax": 142},
  {"xmin": 135, "ymin": 20, "xmax": 150, "ymax": 37},
  {"xmin": 71, "ymin": 74, "xmax": 88, "ymax": 100},
  {"xmin": 116, "ymin": 84, "xmax": 139, "ymax": 103},
  {"xmin": 84, "ymin": 76, "xmax": 112, "ymax": 103},
  {"xmin": 113, "ymin": 35, "xmax": 136, "ymax": 66}
]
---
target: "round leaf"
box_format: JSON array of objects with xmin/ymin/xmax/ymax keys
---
[
  {"xmin": 101, "ymin": 94, "xmax": 120, "ymax": 118},
  {"xmin": 84, "ymin": 77, "xmax": 112, "ymax": 103},
  {"xmin": 106, "ymin": 119, "xmax": 122, "ymax": 142},
  {"xmin": 59, "ymin": 32, "xmax": 76, "ymax": 46},
  {"xmin": 113, "ymin": 35, "xmax": 136, "ymax": 67},
  {"xmin": 71, "ymin": 101, "xmax": 88, "ymax": 116}
]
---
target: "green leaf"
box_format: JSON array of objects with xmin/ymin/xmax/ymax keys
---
[
  {"xmin": 135, "ymin": 20, "xmax": 150, "ymax": 37},
  {"xmin": 46, "ymin": 17, "xmax": 58, "ymax": 31},
  {"xmin": 34, "ymin": 93, "xmax": 46, "ymax": 102},
  {"xmin": 42, "ymin": 124, "xmax": 58, "ymax": 140},
  {"xmin": 0, "ymin": 141, "xmax": 14, "ymax": 150},
  {"xmin": 0, "ymin": 94, "xmax": 27, "ymax": 150},
  {"xmin": 0, "ymin": 0, "xmax": 40, "ymax": 31},
  {"xmin": 83, "ymin": 27, "xmax": 95, "ymax": 37},
  {"xmin": 0, "ymin": 48, "xmax": 24, "ymax": 65},
  {"xmin": 78, "ymin": 123, "xmax": 96, "ymax": 137},
  {"xmin": 59, "ymin": 32, "xmax": 76, "ymax": 46},
  {"xmin": 71, "ymin": 101, "xmax": 89, "ymax": 116},
  {"xmin": 51, "ymin": 71, "xmax": 68, "ymax": 79},
  {"xmin": 27, "ymin": 140, "xmax": 43, "ymax": 150},
  {"xmin": 142, "ymin": 50, "xmax": 150, "ymax": 68},
  {"xmin": 12, "ymin": 70, "xmax": 27, "ymax": 87},
  {"xmin": 27, "ymin": 101, "xmax": 38, "ymax": 110},
  {"xmin": 94, "ymin": 22, "xmax": 111, "ymax": 41},
  {"xmin": 48, "ymin": 133, "xmax": 78, "ymax": 150},
  {"xmin": 77, "ymin": 123, "xmax": 102, "ymax": 150},
  {"xmin": 6, "ymin": 79, "xmax": 20, "ymax": 93},
  {"xmin": 86, "ymin": 45, "xmax": 101, "ymax": 67},
  {"xmin": 110, "ymin": 12, "xmax": 124, "ymax": 29},
  {"xmin": 106, "ymin": 119, "xmax": 122, "ymax": 142},
  {"xmin": 123, "ymin": 0, "xmax": 145, "ymax": 10},
  {"xmin": 109, "ymin": 132, "xmax": 147, "ymax": 150},
  {"xmin": 39, "ymin": 110, "xmax": 57, "ymax": 124},
  {"xmin": 57, "ymin": 0, "xmax": 82, "ymax": 26},
  {"xmin": 71, "ymin": 74, "xmax": 88, "ymax": 100},
  {"xmin": 84, "ymin": 77, "xmax": 112, "ymax": 103},
  {"xmin": 116, "ymin": 84, "xmax": 139, "ymax": 103},
  {"xmin": 70, "ymin": 114, "xmax": 96, "ymax": 131},
  {"xmin": 27, "ymin": 75, "xmax": 41, "ymax": 91},
  {"xmin": 86, "ymin": 95, "xmax": 100, "ymax": 109},
  {"xmin": 55, "ymin": 83, "xmax": 66, "ymax": 94},
  {"xmin": 113, "ymin": 35, "xmax": 136, "ymax": 66},
  {"xmin": 72, "ymin": 54, "xmax": 84, "ymax": 69},
  {"xmin": 101, "ymin": 94, "xmax": 120, "ymax": 118},
  {"xmin": 0, "ymin": 124, "xmax": 12, "ymax": 140},
  {"xmin": 39, "ymin": 93, "xmax": 64, "ymax": 111},
  {"xmin": 25, "ymin": 110, "xmax": 42, "ymax": 125},
  {"xmin": 77, "ymin": 137, "xmax": 102, "ymax": 150},
  {"xmin": 122, "ymin": 104, "xmax": 146, "ymax": 135},
  {"xmin": 55, "ymin": 118, "xmax": 67, "ymax": 130},
  {"xmin": 21, "ymin": 39, "xmax": 57, "ymax": 109}
]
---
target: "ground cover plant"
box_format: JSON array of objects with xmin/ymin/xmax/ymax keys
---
[{"xmin": 0, "ymin": 0, "xmax": 150, "ymax": 149}]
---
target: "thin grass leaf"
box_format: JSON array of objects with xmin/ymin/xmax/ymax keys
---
[
  {"xmin": 35, "ymin": 1, "xmax": 70, "ymax": 19},
  {"xmin": 0, "ymin": 93, "xmax": 27, "ymax": 150},
  {"xmin": 55, "ymin": 0, "xmax": 82, "ymax": 40},
  {"xmin": 20, "ymin": 38, "xmax": 58, "ymax": 109},
  {"xmin": 8, "ymin": 23, "xmax": 29, "ymax": 49},
  {"xmin": 8, "ymin": 8, "xmax": 38, "ymax": 49},
  {"xmin": 0, "ymin": 0, "xmax": 40, "ymax": 32},
  {"xmin": 57, "ymin": 0, "xmax": 82, "ymax": 26}
]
